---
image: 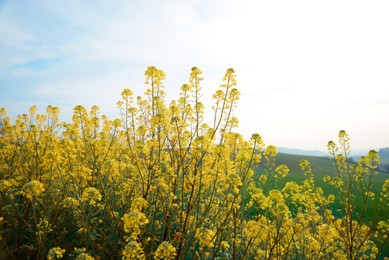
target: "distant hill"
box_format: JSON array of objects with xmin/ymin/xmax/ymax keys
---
[
  {"xmin": 274, "ymin": 153, "xmax": 334, "ymax": 176},
  {"xmin": 263, "ymin": 152, "xmax": 388, "ymax": 190},
  {"xmin": 277, "ymin": 147, "xmax": 327, "ymax": 157},
  {"xmin": 257, "ymin": 153, "xmax": 388, "ymax": 204},
  {"xmin": 278, "ymin": 147, "xmax": 389, "ymax": 166}
]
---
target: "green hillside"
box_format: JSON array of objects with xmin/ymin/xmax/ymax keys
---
[
  {"xmin": 258, "ymin": 153, "xmax": 389, "ymax": 222},
  {"xmin": 274, "ymin": 152, "xmax": 388, "ymax": 187},
  {"xmin": 275, "ymin": 153, "xmax": 334, "ymax": 176}
]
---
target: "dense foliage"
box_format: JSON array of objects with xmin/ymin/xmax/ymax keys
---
[{"xmin": 1, "ymin": 66, "xmax": 388, "ymax": 259}]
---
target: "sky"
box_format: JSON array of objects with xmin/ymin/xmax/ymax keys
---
[{"xmin": 0, "ymin": 0, "xmax": 388, "ymax": 153}]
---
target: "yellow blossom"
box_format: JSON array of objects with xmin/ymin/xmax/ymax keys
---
[
  {"xmin": 122, "ymin": 210, "xmax": 149, "ymax": 239},
  {"xmin": 122, "ymin": 241, "xmax": 145, "ymax": 260},
  {"xmin": 275, "ymin": 164, "xmax": 289, "ymax": 179},
  {"xmin": 63, "ymin": 197, "xmax": 80, "ymax": 208},
  {"xmin": 0, "ymin": 179, "xmax": 13, "ymax": 192},
  {"xmin": 47, "ymin": 247, "xmax": 66, "ymax": 259},
  {"xmin": 22, "ymin": 180, "xmax": 45, "ymax": 200},
  {"xmin": 154, "ymin": 241, "xmax": 176, "ymax": 260},
  {"xmin": 220, "ymin": 241, "xmax": 230, "ymax": 251},
  {"xmin": 195, "ymin": 229, "xmax": 216, "ymax": 248},
  {"xmin": 81, "ymin": 187, "xmax": 102, "ymax": 206}
]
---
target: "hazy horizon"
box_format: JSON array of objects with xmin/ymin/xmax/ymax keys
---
[{"xmin": 1, "ymin": 0, "xmax": 388, "ymax": 152}]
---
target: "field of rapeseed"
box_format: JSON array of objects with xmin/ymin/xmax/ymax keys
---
[{"xmin": 1, "ymin": 66, "xmax": 388, "ymax": 259}]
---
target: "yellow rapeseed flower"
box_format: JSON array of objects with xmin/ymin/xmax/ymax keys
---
[
  {"xmin": 63, "ymin": 197, "xmax": 80, "ymax": 208},
  {"xmin": 275, "ymin": 164, "xmax": 289, "ymax": 179},
  {"xmin": 195, "ymin": 228, "xmax": 216, "ymax": 248},
  {"xmin": 131, "ymin": 197, "xmax": 148, "ymax": 211},
  {"xmin": 47, "ymin": 246, "xmax": 66, "ymax": 259},
  {"xmin": 122, "ymin": 210, "xmax": 149, "ymax": 239},
  {"xmin": 22, "ymin": 180, "xmax": 45, "ymax": 200},
  {"xmin": 122, "ymin": 241, "xmax": 145, "ymax": 260},
  {"xmin": 81, "ymin": 187, "xmax": 102, "ymax": 206},
  {"xmin": 154, "ymin": 241, "xmax": 176, "ymax": 260}
]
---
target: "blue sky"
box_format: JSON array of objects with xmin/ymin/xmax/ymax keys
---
[{"xmin": 1, "ymin": 0, "xmax": 389, "ymax": 152}]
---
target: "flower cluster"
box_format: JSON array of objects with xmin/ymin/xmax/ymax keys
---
[
  {"xmin": 47, "ymin": 247, "xmax": 65, "ymax": 260},
  {"xmin": 154, "ymin": 241, "xmax": 176, "ymax": 259},
  {"xmin": 81, "ymin": 187, "xmax": 102, "ymax": 206},
  {"xmin": 22, "ymin": 180, "xmax": 45, "ymax": 200}
]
